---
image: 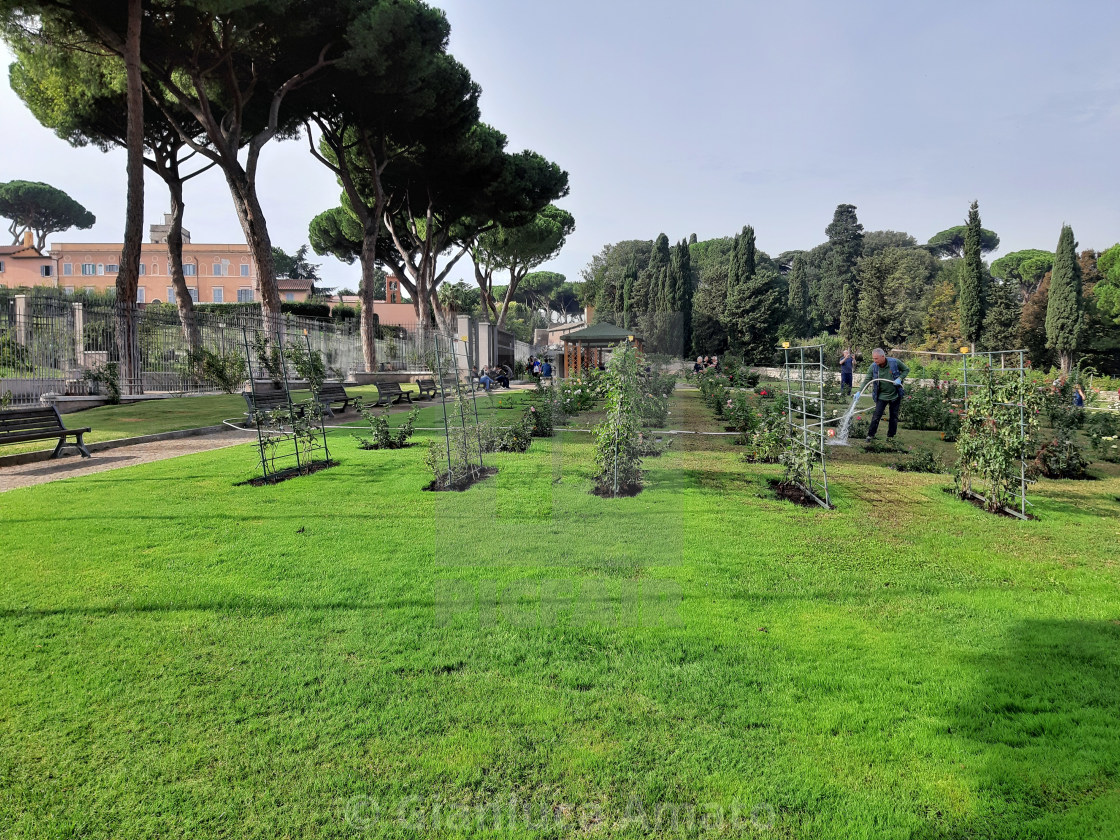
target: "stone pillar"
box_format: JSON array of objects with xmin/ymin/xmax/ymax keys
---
[
  {"xmin": 13, "ymin": 294, "xmax": 27, "ymax": 346},
  {"xmin": 72, "ymin": 302, "xmax": 85, "ymax": 367},
  {"xmin": 455, "ymin": 315, "xmax": 474, "ymax": 376}
]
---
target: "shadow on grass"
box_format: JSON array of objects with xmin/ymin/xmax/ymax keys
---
[{"xmin": 939, "ymin": 619, "xmax": 1120, "ymax": 839}]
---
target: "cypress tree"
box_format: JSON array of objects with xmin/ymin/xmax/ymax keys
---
[
  {"xmin": 787, "ymin": 254, "xmax": 810, "ymax": 338},
  {"xmin": 1046, "ymin": 224, "xmax": 1082, "ymax": 374},
  {"xmin": 726, "ymin": 233, "xmax": 740, "ymax": 298},
  {"xmin": 960, "ymin": 200, "xmax": 985, "ymax": 351},
  {"xmin": 820, "ymin": 204, "xmax": 864, "ymax": 331},
  {"xmin": 839, "ymin": 283, "xmax": 858, "ymax": 349},
  {"xmin": 725, "ymin": 265, "xmax": 782, "ymax": 363},
  {"xmin": 856, "ymin": 254, "xmax": 890, "ymax": 350},
  {"xmin": 679, "ymin": 239, "xmax": 694, "ymax": 356},
  {"xmin": 980, "ymin": 278, "xmax": 1022, "ymax": 352},
  {"xmin": 740, "ymin": 225, "xmax": 757, "ymax": 284}
]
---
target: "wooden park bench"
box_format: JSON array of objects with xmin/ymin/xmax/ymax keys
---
[
  {"xmin": 315, "ymin": 381, "xmax": 352, "ymax": 417},
  {"xmin": 372, "ymin": 382, "xmax": 413, "ymax": 407},
  {"xmin": 0, "ymin": 405, "xmax": 92, "ymax": 458},
  {"xmin": 242, "ymin": 387, "xmax": 293, "ymax": 415},
  {"xmin": 415, "ymin": 378, "xmax": 438, "ymax": 400}
]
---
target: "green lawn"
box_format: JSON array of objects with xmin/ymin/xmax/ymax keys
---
[
  {"xmin": 1, "ymin": 390, "xmax": 1118, "ymax": 838},
  {"xmin": 0, "ymin": 384, "xmax": 426, "ymax": 456}
]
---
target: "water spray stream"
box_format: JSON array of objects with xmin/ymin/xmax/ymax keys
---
[{"xmin": 827, "ymin": 378, "xmax": 898, "ymax": 446}]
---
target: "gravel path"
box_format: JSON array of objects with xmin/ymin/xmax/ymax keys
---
[{"xmin": 0, "ymin": 430, "xmax": 255, "ymax": 493}]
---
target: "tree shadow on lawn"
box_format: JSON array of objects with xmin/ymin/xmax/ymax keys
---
[{"xmin": 936, "ymin": 619, "xmax": 1120, "ymax": 839}]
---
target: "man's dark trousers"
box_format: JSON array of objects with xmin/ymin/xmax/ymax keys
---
[{"xmin": 868, "ymin": 396, "xmax": 900, "ymax": 438}]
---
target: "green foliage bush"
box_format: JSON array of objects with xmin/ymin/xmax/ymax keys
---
[
  {"xmin": 892, "ymin": 447, "xmax": 945, "ymax": 473},
  {"xmin": 284, "ymin": 342, "xmax": 328, "ymax": 393},
  {"xmin": 955, "ymin": 368, "xmax": 1043, "ymax": 511},
  {"xmin": 593, "ymin": 346, "xmax": 644, "ymax": 494},
  {"xmin": 1030, "ymin": 436, "xmax": 1091, "ymax": 479},
  {"xmin": 557, "ymin": 374, "xmax": 599, "ymax": 415},
  {"xmin": 526, "ymin": 394, "xmax": 556, "ymax": 437},
  {"xmin": 188, "ymin": 348, "xmax": 247, "ymax": 394},
  {"xmin": 352, "ymin": 403, "xmax": 418, "ymax": 450},
  {"xmin": 1085, "ymin": 412, "xmax": 1120, "ymax": 463},
  {"xmin": 476, "ymin": 412, "xmax": 534, "ymax": 454},
  {"xmin": 0, "ymin": 330, "xmax": 32, "ymax": 374},
  {"xmin": 744, "ymin": 402, "xmax": 791, "ymax": 463},
  {"xmin": 82, "ymin": 361, "xmax": 120, "ymax": 404}
]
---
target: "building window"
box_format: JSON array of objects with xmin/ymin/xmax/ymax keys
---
[
  {"xmin": 63, "ymin": 262, "xmax": 72, "ymax": 276},
  {"xmin": 41, "ymin": 265, "xmax": 53, "ymax": 277},
  {"xmin": 136, "ymin": 287, "xmax": 146, "ymax": 304},
  {"xmin": 106, "ymin": 264, "xmax": 119, "ymax": 274},
  {"xmin": 212, "ymin": 287, "xmax": 224, "ymax": 303},
  {"xmin": 285, "ymin": 292, "xmax": 295, "ymax": 302},
  {"xmin": 188, "ymin": 287, "xmax": 199, "ymax": 303},
  {"xmin": 64, "ymin": 286, "xmax": 74, "ymax": 294},
  {"xmin": 166, "ymin": 287, "xmax": 175, "ymax": 301},
  {"xmin": 97, "ymin": 264, "xmax": 105, "ymax": 275},
  {"xmin": 81, "ymin": 263, "xmax": 96, "ymax": 275},
  {"xmin": 237, "ymin": 288, "xmax": 254, "ymax": 303},
  {"xmin": 240, "ymin": 263, "xmax": 249, "ymax": 277},
  {"xmin": 183, "ymin": 264, "xmax": 196, "ymax": 276},
  {"xmin": 83, "ymin": 286, "xmax": 94, "ymax": 294},
  {"xmin": 139, "ymin": 264, "xmax": 146, "ymax": 276},
  {"xmin": 0, "ymin": 260, "xmax": 5, "ymax": 273},
  {"xmin": 212, "ymin": 263, "xmax": 223, "ymax": 277}
]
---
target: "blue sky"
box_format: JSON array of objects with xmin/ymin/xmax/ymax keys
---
[{"xmin": 1, "ymin": 0, "xmax": 1118, "ymax": 289}]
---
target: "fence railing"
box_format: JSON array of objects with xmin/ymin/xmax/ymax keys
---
[{"xmin": 0, "ymin": 296, "xmax": 530, "ymax": 406}]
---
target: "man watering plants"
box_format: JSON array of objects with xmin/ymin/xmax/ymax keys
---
[{"xmin": 865, "ymin": 348, "xmax": 908, "ymax": 442}]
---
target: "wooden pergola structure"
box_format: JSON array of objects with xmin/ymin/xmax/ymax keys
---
[{"xmin": 560, "ymin": 322, "xmax": 641, "ymax": 377}]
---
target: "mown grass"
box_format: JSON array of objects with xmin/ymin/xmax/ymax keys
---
[
  {"xmin": 0, "ymin": 384, "xmax": 425, "ymax": 456},
  {"xmin": 1, "ymin": 389, "xmax": 1118, "ymax": 838}
]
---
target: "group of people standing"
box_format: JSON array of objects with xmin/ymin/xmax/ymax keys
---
[
  {"xmin": 692, "ymin": 356, "xmax": 721, "ymax": 374},
  {"xmin": 527, "ymin": 356, "xmax": 553, "ymax": 380}
]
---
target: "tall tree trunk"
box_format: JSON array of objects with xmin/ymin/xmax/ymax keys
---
[
  {"xmin": 224, "ymin": 168, "xmax": 281, "ymax": 334},
  {"xmin": 165, "ymin": 179, "xmax": 202, "ymax": 354},
  {"xmin": 358, "ymin": 231, "xmax": 380, "ymax": 373},
  {"xmin": 115, "ymin": 0, "xmax": 144, "ymax": 394}
]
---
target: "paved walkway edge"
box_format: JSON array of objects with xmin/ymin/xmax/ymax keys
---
[{"xmin": 0, "ymin": 423, "xmax": 243, "ymax": 469}]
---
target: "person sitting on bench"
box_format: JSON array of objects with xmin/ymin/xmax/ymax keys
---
[
  {"xmin": 491, "ymin": 366, "xmax": 510, "ymax": 389},
  {"xmin": 477, "ymin": 366, "xmax": 494, "ymax": 391}
]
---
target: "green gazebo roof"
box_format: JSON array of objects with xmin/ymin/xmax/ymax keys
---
[{"xmin": 560, "ymin": 322, "xmax": 635, "ymax": 344}]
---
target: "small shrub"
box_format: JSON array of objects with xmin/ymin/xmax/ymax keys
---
[
  {"xmin": 724, "ymin": 391, "xmax": 757, "ymax": 444},
  {"xmin": 634, "ymin": 430, "xmax": 672, "ymax": 458},
  {"xmin": 1030, "ymin": 435, "xmax": 1091, "ymax": 479},
  {"xmin": 284, "ymin": 342, "xmax": 327, "ymax": 393},
  {"xmin": 779, "ymin": 441, "xmax": 813, "ymax": 485},
  {"xmin": 352, "ymin": 402, "xmax": 418, "ymax": 450},
  {"xmin": 1085, "ymin": 412, "xmax": 1120, "ymax": 463},
  {"xmin": 526, "ymin": 399, "xmax": 555, "ymax": 437},
  {"xmin": 638, "ymin": 390, "xmax": 669, "ymax": 428},
  {"xmin": 593, "ymin": 345, "xmax": 644, "ymax": 495},
  {"xmin": 744, "ymin": 403, "xmax": 790, "ymax": 463},
  {"xmin": 190, "ymin": 348, "xmax": 247, "ymax": 394},
  {"xmin": 477, "ymin": 412, "xmax": 533, "ymax": 453},
  {"xmin": 892, "ymin": 448, "xmax": 944, "ymax": 473},
  {"xmin": 557, "ymin": 376, "xmax": 597, "ymax": 414},
  {"xmin": 252, "ymin": 333, "xmax": 286, "ymax": 383},
  {"xmin": 0, "ymin": 331, "xmax": 32, "ymax": 374},
  {"xmin": 82, "ymin": 362, "xmax": 121, "ymax": 404},
  {"xmin": 863, "ymin": 437, "xmax": 906, "ymax": 454}
]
